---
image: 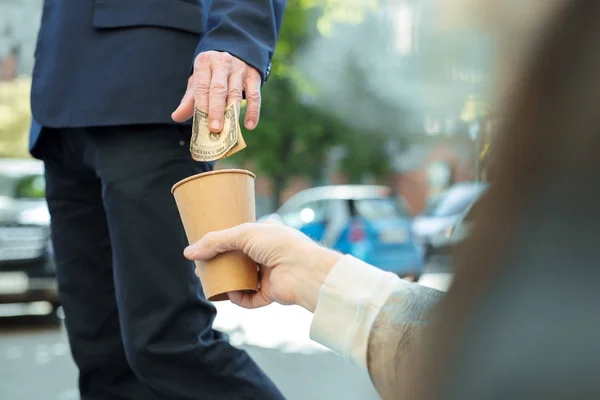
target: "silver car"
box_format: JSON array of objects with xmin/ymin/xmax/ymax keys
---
[
  {"xmin": 0, "ymin": 158, "xmax": 57, "ymax": 312},
  {"xmin": 413, "ymin": 182, "xmax": 487, "ymax": 261}
]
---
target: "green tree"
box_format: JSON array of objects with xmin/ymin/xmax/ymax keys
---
[
  {"xmin": 236, "ymin": 0, "xmax": 397, "ymax": 206},
  {"xmin": 238, "ymin": 74, "xmax": 346, "ymax": 205}
]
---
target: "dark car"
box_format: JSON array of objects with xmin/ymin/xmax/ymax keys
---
[
  {"xmin": 413, "ymin": 182, "xmax": 488, "ymax": 261},
  {"xmin": 0, "ymin": 159, "xmax": 58, "ymax": 315}
]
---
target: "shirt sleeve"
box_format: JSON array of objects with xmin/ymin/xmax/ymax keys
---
[{"xmin": 309, "ymin": 255, "xmax": 409, "ymax": 369}]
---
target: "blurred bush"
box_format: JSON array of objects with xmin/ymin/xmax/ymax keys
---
[
  {"xmin": 0, "ymin": 77, "xmax": 31, "ymax": 158},
  {"xmin": 237, "ymin": 0, "xmax": 397, "ymax": 205}
]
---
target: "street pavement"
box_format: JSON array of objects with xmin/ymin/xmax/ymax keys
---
[{"xmin": 0, "ymin": 258, "xmax": 453, "ymax": 400}]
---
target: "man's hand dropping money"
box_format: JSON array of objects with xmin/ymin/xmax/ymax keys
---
[{"xmin": 189, "ymin": 103, "xmax": 247, "ymax": 162}]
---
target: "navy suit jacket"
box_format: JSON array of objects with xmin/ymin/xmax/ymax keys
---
[{"xmin": 29, "ymin": 0, "xmax": 285, "ymax": 157}]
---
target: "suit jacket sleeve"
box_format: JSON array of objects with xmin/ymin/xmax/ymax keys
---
[
  {"xmin": 366, "ymin": 280, "xmax": 443, "ymax": 399},
  {"xmin": 196, "ymin": 0, "xmax": 286, "ymax": 83}
]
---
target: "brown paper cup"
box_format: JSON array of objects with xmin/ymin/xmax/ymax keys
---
[{"xmin": 171, "ymin": 169, "xmax": 259, "ymax": 301}]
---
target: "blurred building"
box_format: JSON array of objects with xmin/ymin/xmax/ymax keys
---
[
  {"xmin": 1, "ymin": 46, "xmax": 17, "ymax": 82},
  {"xmin": 0, "ymin": 0, "xmax": 43, "ymax": 80},
  {"xmin": 378, "ymin": 0, "xmax": 491, "ymax": 213},
  {"xmin": 236, "ymin": 0, "xmax": 494, "ymax": 216}
]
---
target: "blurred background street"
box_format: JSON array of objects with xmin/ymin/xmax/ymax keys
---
[
  {"xmin": 1, "ymin": 0, "xmax": 498, "ymax": 398},
  {"xmin": 3, "ymin": 0, "xmax": 597, "ymax": 398}
]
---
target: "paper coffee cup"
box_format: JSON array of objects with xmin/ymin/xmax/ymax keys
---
[{"xmin": 171, "ymin": 169, "xmax": 259, "ymax": 301}]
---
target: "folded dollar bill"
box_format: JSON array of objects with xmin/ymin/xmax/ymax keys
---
[{"xmin": 190, "ymin": 103, "xmax": 247, "ymax": 162}]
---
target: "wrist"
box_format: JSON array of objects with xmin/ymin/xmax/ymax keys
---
[{"xmin": 294, "ymin": 246, "xmax": 342, "ymax": 313}]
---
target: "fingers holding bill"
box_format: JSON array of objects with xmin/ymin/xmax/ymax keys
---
[
  {"xmin": 207, "ymin": 61, "xmax": 230, "ymax": 132},
  {"xmin": 243, "ymin": 71, "xmax": 262, "ymax": 130},
  {"xmin": 227, "ymin": 70, "xmax": 244, "ymax": 116},
  {"xmin": 189, "ymin": 50, "xmax": 263, "ymax": 131}
]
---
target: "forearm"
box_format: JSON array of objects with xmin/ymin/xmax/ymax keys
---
[
  {"xmin": 308, "ymin": 254, "xmax": 444, "ymax": 399},
  {"xmin": 198, "ymin": 0, "xmax": 286, "ymax": 82},
  {"xmin": 309, "ymin": 255, "xmax": 410, "ymax": 368},
  {"xmin": 367, "ymin": 284, "xmax": 443, "ymax": 399}
]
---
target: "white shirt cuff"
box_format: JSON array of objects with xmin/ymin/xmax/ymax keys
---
[{"xmin": 309, "ymin": 255, "xmax": 407, "ymax": 369}]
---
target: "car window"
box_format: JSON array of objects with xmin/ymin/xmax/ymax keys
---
[
  {"xmin": 435, "ymin": 195, "xmax": 475, "ymax": 217},
  {"xmin": 422, "ymin": 192, "xmax": 443, "ymax": 215},
  {"xmin": 353, "ymin": 198, "xmax": 404, "ymax": 220},
  {"xmin": 280, "ymin": 199, "xmax": 331, "ymax": 227},
  {"xmin": 425, "ymin": 185, "xmax": 485, "ymax": 217},
  {"xmin": 16, "ymin": 175, "xmax": 46, "ymax": 199}
]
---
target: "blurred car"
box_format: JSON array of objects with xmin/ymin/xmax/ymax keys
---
[
  {"xmin": 427, "ymin": 193, "xmax": 485, "ymax": 261},
  {"xmin": 413, "ymin": 181, "xmax": 488, "ymax": 261},
  {"xmin": 262, "ymin": 185, "xmax": 424, "ymax": 280},
  {"xmin": 0, "ymin": 159, "xmax": 58, "ymax": 310},
  {"xmin": 444, "ymin": 193, "xmax": 484, "ymax": 248}
]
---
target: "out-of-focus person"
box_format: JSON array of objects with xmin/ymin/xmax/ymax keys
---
[
  {"xmin": 29, "ymin": 1, "xmax": 286, "ymax": 399},
  {"xmin": 187, "ymin": 0, "xmax": 600, "ymax": 398}
]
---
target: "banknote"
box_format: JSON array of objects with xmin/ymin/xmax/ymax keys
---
[
  {"xmin": 224, "ymin": 111, "xmax": 247, "ymax": 159},
  {"xmin": 190, "ymin": 103, "xmax": 246, "ymax": 162}
]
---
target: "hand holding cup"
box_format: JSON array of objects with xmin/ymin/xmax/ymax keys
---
[{"xmin": 184, "ymin": 219, "xmax": 342, "ymax": 312}]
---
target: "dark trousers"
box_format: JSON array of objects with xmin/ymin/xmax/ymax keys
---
[{"xmin": 40, "ymin": 126, "xmax": 283, "ymax": 400}]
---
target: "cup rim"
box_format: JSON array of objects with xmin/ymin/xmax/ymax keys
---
[{"xmin": 171, "ymin": 169, "xmax": 256, "ymax": 193}]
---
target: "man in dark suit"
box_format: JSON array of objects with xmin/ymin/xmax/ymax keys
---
[{"xmin": 30, "ymin": 1, "xmax": 286, "ymax": 398}]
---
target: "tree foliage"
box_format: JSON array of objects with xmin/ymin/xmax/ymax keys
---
[{"xmin": 236, "ymin": 0, "xmax": 397, "ymax": 205}]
